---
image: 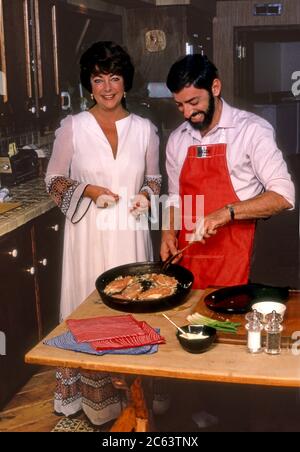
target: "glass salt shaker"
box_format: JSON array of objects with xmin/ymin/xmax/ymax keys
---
[
  {"xmin": 245, "ymin": 310, "xmax": 264, "ymax": 354},
  {"xmin": 264, "ymin": 310, "xmax": 283, "ymax": 355}
]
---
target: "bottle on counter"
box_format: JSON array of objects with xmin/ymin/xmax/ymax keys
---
[
  {"xmin": 245, "ymin": 310, "xmax": 264, "ymax": 354},
  {"xmin": 264, "ymin": 310, "xmax": 283, "ymax": 355}
]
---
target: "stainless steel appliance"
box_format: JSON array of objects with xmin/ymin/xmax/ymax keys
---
[{"xmin": 0, "ymin": 149, "xmax": 39, "ymax": 186}]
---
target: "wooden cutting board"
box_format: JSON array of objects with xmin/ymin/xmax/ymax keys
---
[
  {"xmin": 0, "ymin": 202, "xmax": 21, "ymax": 214},
  {"xmin": 193, "ymin": 289, "xmax": 300, "ymax": 347}
]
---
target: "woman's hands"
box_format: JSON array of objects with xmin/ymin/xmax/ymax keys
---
[
  {"xmin": 84, "ymin": 185, "xmax": 119, "ymax": 207},
  {"xmin": 84, "ymin": 186, "xmax": 152, "ymax": 213},
  {"xmin": 130, "ymin": 193, "xmax": 150, "ymax": 217}
]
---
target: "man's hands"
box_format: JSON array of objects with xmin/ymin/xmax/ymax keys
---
[
  {"xmin": 160, "ymin": 207, "xmax": 232, "ymax": 263},
  {"xmin": 160, "ymin": 230, "xmax": 180, "ymax": 263},
  {"xmin": 198, "ymin": 206, "xmax": 231, "ymax": 239}
]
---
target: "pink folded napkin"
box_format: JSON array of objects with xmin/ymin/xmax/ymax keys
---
[{"xmin": 66, "ymin": 314, "xmax": 165, "ymax": 351}]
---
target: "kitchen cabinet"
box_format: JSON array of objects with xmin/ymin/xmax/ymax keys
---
[
  {"xmin": 233, "ymin": 25, "xmax": 300, "ymax": 108},
  {"xmin": 0, "ymin": 207, "xmax": 64, "ymax": 409},
  {"xmin": 0, "ymin": 0, "xmax": 31, "ymax": 130},
  {"xmin": 34, "ymin": 207, "xmax": 64, "ymax": 336},
  {"xmin": 31, "ymin": 0, "xmax": 61, "ymax": 130},
  {"xmin": 55, "ymin": 1, "xmax": 123, "ymax": 117},
  {"xmin": 0, "ymin": 223, "xmax": 38, "ymax": 409},
  {"xmin": 0, "ymin": 0, "xmax": 60, "ymax": 132}
]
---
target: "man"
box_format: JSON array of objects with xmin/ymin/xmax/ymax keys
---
[{"xmin": 161, "ymin": 54, "xmax": 295, "ymax": 288}]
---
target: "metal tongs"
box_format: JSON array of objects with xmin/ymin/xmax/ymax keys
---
[
  {"xmin": 161, "ymin": 242, "xmax": 194, "ymax": 272},
  {"xmin": 161, "ymin": 219, "xmax": 204, "ymax": 272}
]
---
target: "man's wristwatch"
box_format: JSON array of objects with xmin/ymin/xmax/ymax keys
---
[{"xmin": 225, "ymin": 204, "xmax": 235, "ymax": 221}]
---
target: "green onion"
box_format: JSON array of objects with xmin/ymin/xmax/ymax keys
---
[{"xmin": 187, "ymin": 313, "xmax": 241, "ymax": 334}]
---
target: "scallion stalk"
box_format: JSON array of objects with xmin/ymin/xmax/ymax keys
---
[{"xmin": 187, "ymin": 313, "xmax": 241, "ymax": 334}]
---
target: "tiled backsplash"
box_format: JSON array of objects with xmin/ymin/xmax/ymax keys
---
[{"xmin": 0, "ymin": 130, "xmax": 54, "ymax": 154}]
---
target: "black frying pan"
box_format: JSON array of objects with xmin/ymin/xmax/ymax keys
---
[
  {"xmin": 95, "ymin": 261, "xmax": 194, "ymax": 313},
  {"xmin": 204, "ymin": 283, "xmax": 289, "ymax": 314}
]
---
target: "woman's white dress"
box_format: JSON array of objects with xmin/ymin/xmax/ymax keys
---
[
  {"xmin": 46, "ymin": 111, "xmax": 160, "ymax": 319},
  {"xmin": 45, "ymin": 111, "xmax": 161, "ymax": 424}
]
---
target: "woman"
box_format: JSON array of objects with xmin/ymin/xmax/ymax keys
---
[{"xmin": 46, "ymin": 41, "xmax": 161, "ymax": 425}]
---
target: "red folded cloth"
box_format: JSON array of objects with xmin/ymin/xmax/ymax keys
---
[
  {"xmin": 66, "ymin": 314, "xmax": 165, "ymax": 351},
  {"xmin": 67, "ymin": 315, "xmax": 142, "ymax": 342}
]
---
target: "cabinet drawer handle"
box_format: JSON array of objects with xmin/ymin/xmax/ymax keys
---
[
  {"xmin": 26, "ymin": 267, "xmax": 35, "ymax": 275},
  {"xmin": 51, "ymin": 224, "xmax": 59, "ymax": 232},
  {"xmin": 9, "ymin": 249, "xmax": 18, "ymax": 258},
  {"xmin": 39, "ymin": 258, "xmax": 48, "ymax": 267}
]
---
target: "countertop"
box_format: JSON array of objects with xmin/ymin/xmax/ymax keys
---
[
  {"xmin": 26, "ymin": 289, "xmax": 300, "ymax": 388},
  {"xmin": 0, "ymin": 178, "xmax": 55, "ymax": 237}
]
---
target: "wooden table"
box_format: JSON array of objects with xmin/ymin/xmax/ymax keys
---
[{"xmin": 25, "ymin": 289, "xmax": 300, "ymax": 388}]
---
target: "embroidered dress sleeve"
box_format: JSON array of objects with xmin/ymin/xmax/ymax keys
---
[
  {"xmin": 45, "ymin": 115, "xmax": 91, "ymax": 223},
  {"xmin": 140, "ymin": 120, "xmax": 162, "ymax": 197}
]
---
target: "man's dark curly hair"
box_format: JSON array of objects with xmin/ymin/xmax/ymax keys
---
[
  {"xmin": 80, "ymin": 41, "xmax": 134, "ymax": 93},
  {"xmin": 167, "ymin": 54, "xmax": 218, "ymax": 93}
]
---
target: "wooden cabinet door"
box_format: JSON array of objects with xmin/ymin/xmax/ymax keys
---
[
  {"xmin": 0, "ymin": 0, "xmax": 9, "ymax": 125},
  {"xmin": 32, "ymin": 0, "xmax": 60, "ymax": 129},
  {"xmin": 0, "ymin": 0, "xmax": 60, "ymax": 131},
  {"xmin": 0, "ymin": 224, "xmax": 38, "ymax": 409},
  {"xmin": 34, "ymin": 207, "xmax": 65, "ymax": 336},
  {"xmin": 0, "ymin": 0, "xmax": 35, "ymax": 131},
  {"xmin": 55, "ymin": 2, "xmax": 123, "ymax": 117},
  {"xmin": 234, "ymin": 25, "xmax": 300, "ymax": 107}
]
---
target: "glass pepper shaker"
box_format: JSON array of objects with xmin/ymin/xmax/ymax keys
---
[
  {"xmin": 245, "ymin": 310, "xmax": 264, "ymax": 354},
  {"xmin": 264, "ymin": 310, "xmax": 283, "ymax": 355}
]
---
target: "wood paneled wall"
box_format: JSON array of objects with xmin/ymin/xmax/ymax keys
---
[
  {"xmin": 124, "ymin": 6, "xmax": 187, "ymax": 85},
  {"xmin": 213, "ymin": 0, "xmax": 300, "ymax": 102},
  {"xmin": 66, "ymin": 0, "xmax": 124, "ymax": 16}
]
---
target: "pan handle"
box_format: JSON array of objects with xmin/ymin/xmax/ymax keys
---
[{"xmin": 161, "ymin": 243, "xmax": 194, "ymax": 272}]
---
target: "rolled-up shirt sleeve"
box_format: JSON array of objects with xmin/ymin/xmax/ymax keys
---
[
  {"xmin": 45, "ymin": 115, "xmax": 91, "ymax": 223},
  {"xmin": 164, "ymin": 102, "xmax": 295, "ymax": 212},
  {"xmin": 249, "ymin": 122, "xmax": 295, "ymax": 209}
]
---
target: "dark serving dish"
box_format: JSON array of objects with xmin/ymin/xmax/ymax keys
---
[
  {"xmin": 176, "ymin": 324, "xmax": 216, "ymax": 354},
  {"xmin": 95, "ymin": 261, "xmax": 194, "ymax": 313},
  {"xmin": 204, "ymin": 283, "xmax": 289, "ymax": 314}
]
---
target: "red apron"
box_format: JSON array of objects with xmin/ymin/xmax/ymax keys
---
[{"xmin": 178, "ymin": 142, "xmax": 256, "ymax": 289}]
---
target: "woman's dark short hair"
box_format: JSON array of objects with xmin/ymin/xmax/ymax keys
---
[
  {"xmin": 166, "ymin": 54, "xmax": 218, "ymax": 93},
  {"xmin": 80, "ymin": 41, "xmax": 134, "ymax": 93}
]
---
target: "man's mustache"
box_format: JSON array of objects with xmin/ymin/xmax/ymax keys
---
[{"xmin": 189, "ymin": 111, "xmax": 206, "ymax": 120}]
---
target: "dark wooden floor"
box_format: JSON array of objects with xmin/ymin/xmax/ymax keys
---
[
  {"xmin": 0, "ymin": 368, "xmax": 68, "ymax": 432},
  {"xmin": 0, "ymin": 368, "xmax": 58, "ymax": 432},
  {"xmin": 2, "ymin": 370, "xmax": 300, "ymax": 432}
]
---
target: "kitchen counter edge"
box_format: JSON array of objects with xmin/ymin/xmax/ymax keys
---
[{"xmin": 0, "ymin": 178, "xmax": 56, "ymax": 237}]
